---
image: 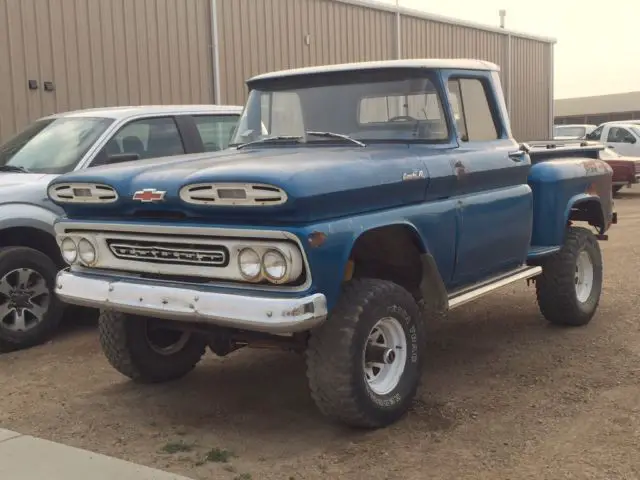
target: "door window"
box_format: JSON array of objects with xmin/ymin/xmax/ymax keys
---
[
  {"xmin": 607, "ymin": 127, "xmax": 636, "ymax": 144},
  {"xmin": 447, "ymin": 78, "xmax": 499, "ymax": 141},
  {"xmin": 585, "ymin": 125, "xmax": 603, "ymax": 141},
  {"xmin": 192, "ymin": 114, "xmax": 240, "ymax": 151},
  {"xmin": 93, "ymin": 117, "xmax": 185, "ymax": 167}
]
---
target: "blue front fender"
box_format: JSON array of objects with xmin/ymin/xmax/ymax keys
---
[{"xmin": 297, "ymin": 214, "xmax": 435, "ymax": 312}]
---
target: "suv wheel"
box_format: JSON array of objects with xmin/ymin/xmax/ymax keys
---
[{"xmin": 0, "ymin": 247, "xmax": 63, "ymax": 352}]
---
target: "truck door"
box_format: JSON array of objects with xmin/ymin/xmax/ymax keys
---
[
  {"xmin": 605, "ymin": 125, "xmax": 640, "ymax": 156},
  {"xmin": 445, "ymin": 74, "xmax": 533, "ymax": 289}
]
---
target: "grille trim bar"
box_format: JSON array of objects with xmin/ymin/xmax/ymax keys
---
[{"xmin": 108, "ymin": 241, "xmax": 229, "ymax": 267}]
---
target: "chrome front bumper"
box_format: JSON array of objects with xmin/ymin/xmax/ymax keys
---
[{"xmin": 55, "ymin": 271, "xmax": 327, "ymax": 334}]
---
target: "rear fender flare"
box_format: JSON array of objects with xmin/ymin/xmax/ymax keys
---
[{"xmin": 564, "ymin": 194, "xmax": 605, "ymax": 234}]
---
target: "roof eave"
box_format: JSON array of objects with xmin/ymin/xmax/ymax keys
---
[{"xmin": 335, "ymin": 0, "xmax": 557, "ymax": 44}]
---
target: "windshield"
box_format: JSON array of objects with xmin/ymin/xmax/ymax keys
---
[
  {"xmin": 631, "ymin": 126, "xmax": 640, "ymax": 138},
  {"xmin": 554, "ymin": 126, "xmax": 586, "ymax": 138},
  {"xmin": 231, "ymin": 71, "xmax": 449, "ymax": 147},
  {"xmin": 0, "ymin": 117, "xmax": 114, "ymax": 174}
]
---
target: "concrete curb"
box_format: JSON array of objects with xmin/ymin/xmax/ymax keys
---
[{"xmin": 0, "ymin": 429, "xmax": 194, "ymax": 480}]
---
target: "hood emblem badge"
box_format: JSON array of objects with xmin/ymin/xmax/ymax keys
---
[{"xmin": 132, "ymin": 188, "xmax": 166, "ymax": 202}]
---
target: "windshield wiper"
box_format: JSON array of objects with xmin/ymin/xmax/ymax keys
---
[
  {"xmin": 236, "ymin": 135, "xmax": 303, "ymax": 150},
  {"xmin": 306, "ymin": 131, "xmax": 366, "ymax": 147},
  {"xmin": 0, "ymin": 165, "xmax": 31, "ymax": 173}
]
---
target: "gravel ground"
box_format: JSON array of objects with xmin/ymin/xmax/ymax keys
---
[{"xmin": 2, "ymin": 189, "xmax": 640, "ymax": 480}]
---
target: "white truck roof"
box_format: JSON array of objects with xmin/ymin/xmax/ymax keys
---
[{"xmin": 248, "ymin": 59, "xmax": 500, "ymax": 83}]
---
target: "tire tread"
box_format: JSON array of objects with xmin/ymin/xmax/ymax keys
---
[{"xmin": 305, "ymin": 278, "xmax": 423, "ymax": 428}]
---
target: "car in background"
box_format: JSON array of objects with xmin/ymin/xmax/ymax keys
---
[
  {"xmin": 0, "ymin": 104, "xmax": 242, "ymax": 352},
  {"xmin": 529, "ymin": 139, "xmax": 640, "ymax": 194},
  {"xmin": 598, "ymin": 145, "xmax": 640, "ymax": 194},
  {"xmin": 553, "ymin": 124, "xmax": 597, "ymax": 140},
  {"xmin": 585, "ymin": 122, "xmax": 640, "ymax": 156}
]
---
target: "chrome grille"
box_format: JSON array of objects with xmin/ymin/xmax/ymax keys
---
[{"xmin": 107, "ymin": 240, "xmax": 229, "ymax": 267}]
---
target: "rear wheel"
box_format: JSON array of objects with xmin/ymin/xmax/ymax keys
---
[
  {"xmin": 536, "ymin": 226, "xmax": 603, "ymax": 326},
  {"xmin": 612, "ymin": 186, "xmax": 623, "ymax": 194},
  {"xmin": 98, "ymin": 310, "xmax": 206, "ymax": 383},
  {"xmin": 306, "ymin": 279, "xmax": 426, "ymax": 428}
]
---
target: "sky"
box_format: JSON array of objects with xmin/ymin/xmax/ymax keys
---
[{"xmin": 379, "ymin": 0, "xmax": 639, "ymax": 99}]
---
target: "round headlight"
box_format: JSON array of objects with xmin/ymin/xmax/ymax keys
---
[
  {"xmin": 238, "ymin": 248, "xmax": 261, "ymax": 280},
  {"xmin": 263, "ymin": 249, "xmax": 287, "ymax": 282},
  {"xmin": 60, "ymin": 237, "xmax": 77, "ymax": 264},
  {"xmin": 77, "ymin": 238, "xmax": 97, "ymax": 265}
]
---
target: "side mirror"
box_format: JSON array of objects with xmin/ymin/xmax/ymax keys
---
[{"xmin": 105, "ymin": 153, "xmax": 141, "ymax": 164}]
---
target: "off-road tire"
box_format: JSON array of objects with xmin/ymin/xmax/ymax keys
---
[
  {"xmin": 305, "ymin": 278, "xmax": 426, "ymax": 428},
  {"xmin": 536, "ymin": 226, "xmax": 603, "ymax": 326},
  {"xmin": 98, "ymin": 310, "xmax": 206, "ymax": 383},
  {"xmin": 0, "ymin": 247, "xmax": 63, "ymax": 353}
]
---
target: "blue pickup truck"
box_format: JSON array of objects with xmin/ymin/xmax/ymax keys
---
[{"xmin": 47, "ymin": 59, "xmax": 615, "ymax": 428}]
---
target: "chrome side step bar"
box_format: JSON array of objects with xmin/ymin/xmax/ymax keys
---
[{"xmin": 448, "ymin": 265, "xmax": 542, "ymax": 310}]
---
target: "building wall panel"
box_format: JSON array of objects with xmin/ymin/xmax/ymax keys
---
[
  {"xmin": 510, "ymin": 37, "xmax": 552, "ymax": 140},
  {"xmin": 217, "ymin": 0, "xmax": 395, "ymax": 105},
  {"xmin": 0, "ymin": 0, "xmax": 213, "ymax": 142}
]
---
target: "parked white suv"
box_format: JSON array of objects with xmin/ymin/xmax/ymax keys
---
[{"xmin": 0, "ymin": 104, "xmax": 242, "ymax": 352}]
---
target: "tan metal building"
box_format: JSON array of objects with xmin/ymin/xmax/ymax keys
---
[{"xmin": 0, "ymin": 0, "xmax": 555, "ymax": 143}]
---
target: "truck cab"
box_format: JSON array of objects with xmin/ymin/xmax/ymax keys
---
[
  {"xmin": 47, "ymin": 59, "xmax": 614, "ymax": 429},
  {"xmin": 586, "ymin": 122, "xmax": 640, "ymax": 156}
]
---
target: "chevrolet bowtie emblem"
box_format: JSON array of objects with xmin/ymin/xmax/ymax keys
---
[{"xmin": 132, "ymin": 188, "xmax": 166, "ymax": 202}]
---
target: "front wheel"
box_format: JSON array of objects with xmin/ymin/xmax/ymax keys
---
[
  {"xmin": 305, "ymin": 279, "xmax": 426, "ymax": 428},
  {"xmin": 536, "ymin": 226, "xmax": 603, "ymax": 326},
  {"xmin": 98, "ymin": 311, "xmax": 207, "ymax": 383},
  {"xmin": 0, "ymin": 247, "xmax": 64, "ymax": 352}
]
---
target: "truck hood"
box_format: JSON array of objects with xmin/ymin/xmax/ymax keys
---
[{"xmin": 49, "ymin": 146, "xmax": 432, "ymax": 224}]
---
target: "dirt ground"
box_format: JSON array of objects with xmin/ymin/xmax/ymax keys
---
[{"xmin": 2, "ymin": 189, "xmax": 640, "ymax": 480}]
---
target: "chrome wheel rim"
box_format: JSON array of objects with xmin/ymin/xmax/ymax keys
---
[
  {"xmin": 0, "ymin": 268, "xmax": 50, "ymax": 333},
  {"xmin": 575, "ymin": 250, "xmax": 594, "ymax": 303},
  {"xmin": 363, "ymin": 317, "xmax": 407, "ymax": 396}
]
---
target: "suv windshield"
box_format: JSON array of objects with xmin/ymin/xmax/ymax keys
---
[
  {"xmin": 231, "ymin": 70, "xmax": 449, "ymax": 147},
  {"xmin": 0, "ymin": 117, "xmax": 114, "ymax": 174}
]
